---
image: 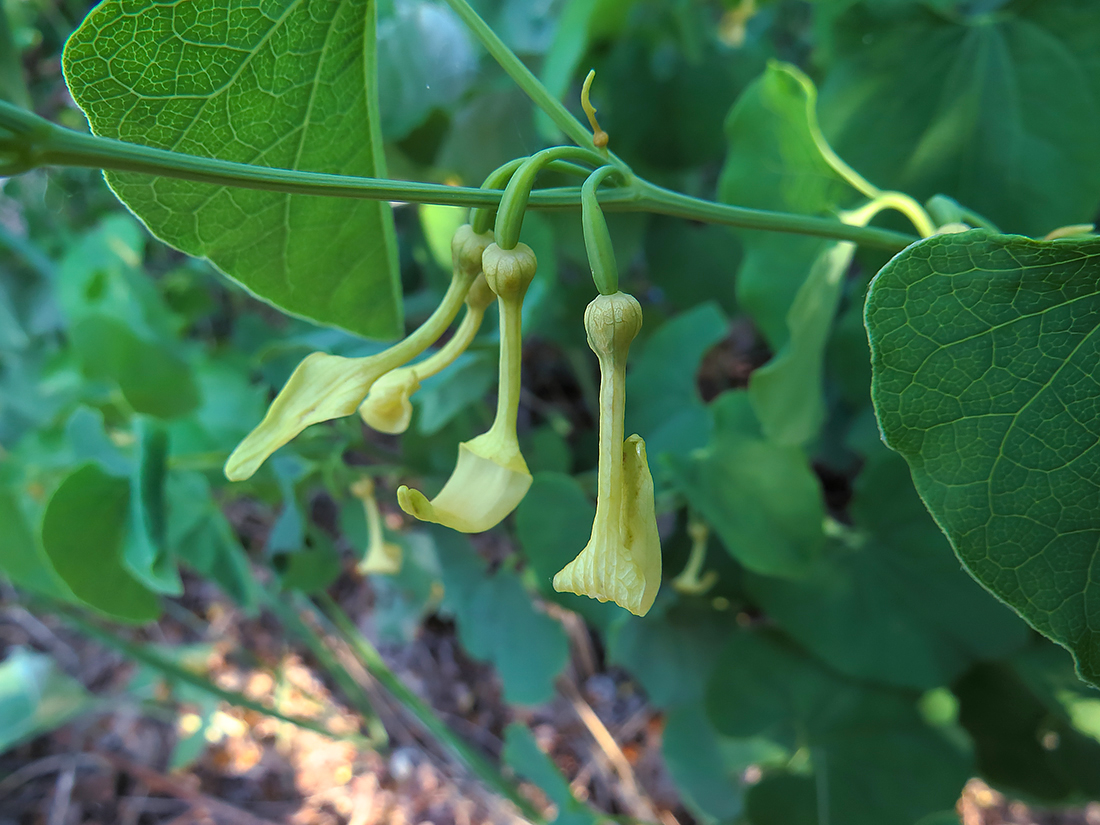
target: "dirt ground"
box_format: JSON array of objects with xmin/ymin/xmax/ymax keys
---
[{"xmin": 0, "ymin": 572, "xmax": 1097, "ymax": 825}]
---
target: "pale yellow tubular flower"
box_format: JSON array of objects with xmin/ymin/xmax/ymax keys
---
[
  {"xmin": 397, "ymin": 243, "xmax": 536, "ymax": 533},
  {"xmin": 671, "ymin": 518, "xmax": 718, "ymax": 595},
  {"xmin": 224, "ymin": 225, "xmax": 494, "ymax": 481},
  {"xmin": 358, "ymin": 274, "xmax": 496, "ymax": 435},
  {"xmin": 553, "ymin": 292, "xmax": 662, "ymax": 616},
  {"xmin": 351, "ymin": 478, "xmax": 403, "ymax": 575}
]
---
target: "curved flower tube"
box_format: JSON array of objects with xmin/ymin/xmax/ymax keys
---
[
  {"xmin": 553, "ymin": 291, "xmax": 661, "ymax": 616},
  {"xmin": 397, "ymin": 243, "xmax": 536, "ymax": 533},
  {"xmin": 224, "ymin": 225, "xmax": 494, "ymax": 481},
  {"xmin": 351, "ymin": 478, "xmax": 402, "ymax": 575},
  {"xmin": 671, "ymin": 519, "xmax": 718, "ymax": 595},
  {"xmin": 359, "ymin": 274, "xmax": 496, "ymax": 435}
]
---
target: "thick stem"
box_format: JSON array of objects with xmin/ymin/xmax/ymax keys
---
[
  {"xmin": 593, "ymin": 355, "xmax": 627, "ymax": 539},
  {"xmin": 386, "ymin": 268, "xmax": 477, "ymax": 364},
  {"xmin": 1, "ymin": 103, "xmax": 919, "ymax": 251},
  {"xmin": 488, "ymin": 296, "xmax": 524, "ymax": 444},
  {"xmin": 413, "ymin": 304, "xmax": 486, "ymax": 379}
]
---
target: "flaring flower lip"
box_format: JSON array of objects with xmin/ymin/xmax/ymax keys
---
[
  {"xmin": 225, "ymin": 352, "xmax": 388, "ymax": 481},
  {"xmin": 552, "ymin": 434, "xmax": 661, "ymax": 616},
  {"xmin": 397, "ymin": 436, "xmax": 532, "ymax": 534},
  {"xmin": 359, "ymin": 368, "xmax": 419, "ymax": 435}
]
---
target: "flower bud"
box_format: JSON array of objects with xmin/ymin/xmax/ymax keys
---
[
  {"xmin": 482, "ymin": 242, "xmax": 537, "ymax": 302},
  {"xmin": 452, "ymin": 224, "xmax": 495, "ymax": 278},
  {"xmin": 584, "ymin": 291, "xmax": 643, "ymax": 363}
]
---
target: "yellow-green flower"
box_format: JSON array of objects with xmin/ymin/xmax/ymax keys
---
[
  {"xmin": 358, "ymin": 274, "xmax": 496, "ymax": 435},
  {"xmin": 224, "ymin": 225, "xmax": 493, "ymax": 481},
  {"xmin": 397, "ymin": 243, "xmax": 536, "ymax": 533},
  {"xmin": 553, "ymin": 291, "xmax": 661, "ymax": 616},
  {"xmin": 351, "ymin": 478, "xmax": 402, "ymax": 575}
]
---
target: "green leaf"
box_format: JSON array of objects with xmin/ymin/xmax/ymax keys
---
[
  {"xmin": 41, "ymin": 464, "xmax": 160, "ymax": 623},
  {"xmin": 0, "ymin": 649, "xmax": 94, "ymax": 754},
  {"xmin": 819, "ymin": 3, "xmax": 1100, "ymax": 236},
  {"xmin": 954, "ymin": 642, "xmax": 1100, "ymax": 804},
  {"xmin": 719, "ymin": 62, "xmax": 851, "ymax": 348},
  {"xmin": 707, "ymin": 629, "xmax": 971, "ymax": 825},
  {"xmin": 502, "ymin": 723, "xmax": 598, "ymax": 825},
  {"xmin": 749, "ymin": 240, "xmax": 856, "ymax": 446},
  {"xmin": 745, "ymin": 447, "xmax": 1029, "ymax": 690},
  {"xmin": 415, "ymin": 352, "xmax": 497, "ymax": 436},
  {"xmin": 377, "ymin": 0, "xmax": 475, "ymax": 141},
  {"xmin": 626, "ymin": 302, "xmax": 729, "ymax": 458},
  {"xmin": 435, "ymin": 529, "xmax": 569, "ymax": 705},
  {"xmin": 514, "ymin": 472, "xmax": 618, "ymax": 628},
  {"xmin": 643, "ymin": 216, "xmax": 741, "ymax": 315},
  {"xmin": 62, "ymin": 0, "xmax": 402, "ymax": 339},
  {"xmin": 0, "ymin": 489, "xmax": 71, "ymax": 600},
  {"xmin": 661, "ymin": 705, "xmax": 745, "ymax": 825},
  {"xmin": 666, "ymin": 392, "xmax": 824, "ymax": 578},
  {"xmin": 609, "ymin": 604, "xmax": 732, "ymax": 708},
  {"xmin": 167, "ymin": 472, "xmax": 257, "ymax": 611},
  {"xmin": 866, "ymin": 231, "xmax": 1100, "ymax": 687},
  {"xmin": 124, "ymin": 420, "xmax": 181, "ymax": 595},
  {"xmin": 71, "ymin": 316, "xmax": 200, "ymax": 418}
]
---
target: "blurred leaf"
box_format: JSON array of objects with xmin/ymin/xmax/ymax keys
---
[
  {"xmin": 63, "ymin": 0, "xmax": 403, "ymax": 338},
  {"xmin": 719, "ymin": 62, "xmax": 851, "ymax": 348},
  {"xmin": 745, "ymin": 448, "xmax": 1028, "ymax": 690},
  {"xmin": 515, "ymin": 472, "xmax": 618, "ymax": 627},
  {"xmin": 377, "ymin": 0, "xmax": 476, "ymax": 141},
  {"xmin": 600, "ymin": 23, "xmax": 766, "ymax": 170},
  {"xmin": 744, "ymin": 773, "xmax": 817, "ymax": 825},
  {"xmin": 667, "ymin": 392, "xmax": 824, "ymax": 578},
  {"xmin": 867, "ymin": 232, "xmax": 1100, "ymax": 687},
  {"xmin": 70, "ymin": 316, "xmax": 200, "ymax": 418},
  {"xmin": 503, "ymin": 723, "xmax": 598, "ymax": 825},
  {"xmin": 436, "ymin": 88, "xmax": 538, "ymax": 185},
  {"xmin": 419, "ymin": 204, "xmax": 469, "ymax": 272},
  {"xmin": 167, "ymin": 472, "xmax": 257, "ymax": 610},
  {"xmin": 276, "ymin": 537, "xmax": 342, "ymax": 595},
  {"xmin": 0, "ymin": 3, "xmax": 29, "ymax": 108},
  {"xmin": 41, "ymin": 464, "xmax": 160, "ymax": 623},
  {"xmin": 626, "ymin": 302, "xmax": 728, "ymax": 458},
  {"xmin": 954, "ymin": 642, "xmax": 1100, "ymax": 804},
  {"xmin": 708, "ymin": 629, "xmax": 971, "ymax": 825},
  {"xmin": 662, "ymin": 705, "xmax": 744, "ymax": 825},
  {"xmin": 643, "ymin": 217, "xmax": 740, "ymax": 315},
  {"xmin": 749, "ymin": 240, "xmax": 855, "ymax": 446},
  {"xmin": 0, "ymin": 488, "xmax": 71, "ymax": 599},
  {"xmin": 435, "ymin": 529, "xmax": 569, "ymax": 705},
  {"xmin": 0, "ymin": 649, "xmax": 94, "ymax": 754},
  {"xmin": 415, "ymin": 352, "xmax": 497, "ymax": 435},
  {"xmin": 819, "ymin": 2, "xmax": 1100, "ymax": 235},
  {"xmin": 124, "ymin": 420, "xmax": 181, "ymax": 595}
]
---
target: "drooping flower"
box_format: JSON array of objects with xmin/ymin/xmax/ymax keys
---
[
  {"xmin": 358, "ymin": 274, "xmax": 497, "ymax": 435},
  {"xmin": 553, "ymin": 291, "xmax": 661, "ymax": 616},
  {"xmin": 224, "ymin": 225, "xmax": 494, "ymax": 481},
  {"xmin": 351, "ymin": 477, "xmax": 402, "ymax": 575},
  {"xmin": 397, "ymin": 242, "xmax": 536, "ymax": 533}
]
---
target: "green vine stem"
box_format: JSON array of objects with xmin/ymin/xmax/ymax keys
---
[
  {"xmin": 440, "ymin": 0, "xmax": 624, "ymax": 172},
  {"xmin": 495, "ymin": 146, "xmax": 609, "ymax": 248},
  {"xmin": 0, "ymin": 101, "xmax": 918, "ymax": 251},
  {"xmin": 582, "ymin": 165, "xmax": 623, "ymax": 295}
]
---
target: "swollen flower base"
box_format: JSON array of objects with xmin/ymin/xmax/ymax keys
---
[
  {"xmin": 553, "ymin": 291, "xmax": 661, "ymax": 616},
  {"xmin": 397, "ymin": 242, "xmax": 537, "ymax": 533},
  {"xmin": 224, "ymin": 225, "xmax": 493, "ymax": 481}
]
